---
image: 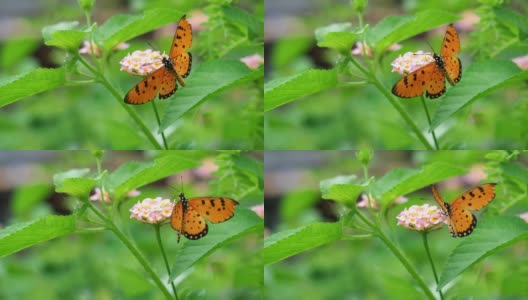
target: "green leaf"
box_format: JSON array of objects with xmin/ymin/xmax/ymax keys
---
[
  {"xmin": 160, "ymin": 60, "xmax": 258, "ymax": 130},
  {"xmin": 222, "ymin": 5, "xmax": 263, "ymax": 38},
  {"xmin": 438, "ymin": 216, "xmax": 528, "ymax": 288},
  {"xmin": 315, "ymin": 23, "xmax": 358, "ymax": 52},
  {"xmin": 322, "ymin": 184, "xmax": 364, "ymax": 208},
  {"xmin": 263, "ymin": 222, "xmax": 342, "ymax": 265},
  {"xmin": 1, "ymin": 38, "xmax": 40, "ymax": 68},
  {"xmin": 368, "ymin": 10, "xmax": 459, "ymax": 51},
  {"xmin": 54, "ymin": 168, "xmax": 98, "ymax": 198},
  {"xmin": 264, "ymin": 69, "xmax": 338, "ymax": 111},
  {"xmin": 430, "ymin": 60, "xmax": 527, "ymax": 130},
  {"xmin": 106, "ymin": 154, "xmax": 200, "ymax": 199},
  {"xmin": 42, "ymin": 22, "xmax": 94, "ymax": 51},
  {"xmin": 280, "ymin": 189, "xmax": 320, "ymax": 221},
  {"xmin": 320, "ymin": 175, "xmax": 357, "ymax": 195},
  {"xmin": 0, "ymin": 215, "xmax": 76, "ymax": 258},
  {"xmin": 501, "ymin": 161, "xmax": 528, "ymax": 183},
  {"xmin": 0, "ymin": 68, "xmax": 66, "ymax": 107},
  {"xmin": 170, "ymin": 208, "xmax": 262, "ymax": 278},
  {"xmin": 371, "ymin": 162, "xmax": 467, "ymax": 206},
  {"xmin": 12, "ymin": 183, "xmax": 52, "ymax": 216},
  {"xmin": 95, "ymin": 8, "xmax": 185, "ymax": 50}
]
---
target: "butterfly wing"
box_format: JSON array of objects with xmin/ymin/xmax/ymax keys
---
[
  {"xmin": 125, "ymin": 67, "xmax": 166, "ymax": 104},
  {"xmin": 450, "ymin": 183, "xmax": 496, "ymax": 211},
  {"xmin": 441, "ymin": 24, "xmax": 460, "ymax": 57},
  {"xmin": 158, "ymin": 68, "xmax": 177, "ymax": 99},
  {"xmin": 174, "ymin": 53, "xmax": 192, "ymax": 78},
  {"xmin": 187, "ymin": 197, "xmax": 239, "ymax": 223},
  {"xmin": 441, "ymin": 24, "xmax": 462, "ymax": 86},
  {"xmin": 439, "ymin": 183, "xmax": 497, "ymax": 237},
  {"xmin": 431, "ymin": 185, "xmax": 457, "ymax": 236},
  {"xmin": 392, "ymin": 62, "xmax": 445, "ymax": 99},
  {"xmin": 170, "ymin": 200, "xmax": 209, "ymax": 242},
  {"xmin": 425, "ymin": 60, "xmax": 447, "ymax": 99},
  {"xmin": 170, "ymin": 15, "xmax": 193, "ymax": 60},
  {"xmin": 442, "ymin": 56, "xmax": 462, "ymax": 86}
]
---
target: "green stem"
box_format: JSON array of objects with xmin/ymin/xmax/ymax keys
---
[
  {"xmin": 376, "ymin": 229, "xmax": 436, "ymax": 299},
  {"xmin": 86, "ymin": 201, "xmax": 173, "ymax": 300},
  {"xmin": 348, "ymin": 58, "xmax": 434, "ymax": 150},
  {"xmin": 98, "ymin": 76, "xmax": 163, "ymax": 149},
  {"xmin": 353, "ymin": 210, "xmax": 434, "ymax": 299},
  {"xmin": 151, "ymin": 101, "xmax": 169, "ymax": 149},
  {"xmin": 420, "ymin": 96, "xmax": 439, "ymax": 150},
  {"xmin": 422, "ymin": 231, "xmax": 444, "ymax": 300},
  {"xmin": 76, "ymin": 54, "xmax": 163, "ymax": 149},
  {"xmin": 155, "ymin": 225, "xmax": 178, "ymax": 299}
]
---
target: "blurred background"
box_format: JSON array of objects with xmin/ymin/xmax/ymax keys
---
[
  {"xmin": 0, "ymin": 0, "xmax": 263, "ymax": 149},
  {"xmin": 264, "ymin": 150, "xmax": 528, "ymax": 299},
  {"xmin": 0, "ymin": 150, "xmax": 263, "ymax": 300},
  {"xmin": 264, "ymin": 0, "xmax": 528, "ymax": 149}
]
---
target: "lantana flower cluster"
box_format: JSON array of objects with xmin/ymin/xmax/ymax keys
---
[
  {"xmin": 391, "ymin": 51, "xmax": 434, "ymax": 75},
  {"xmin": 396, "ymin": 204, "xmax": 447, "ymax": 231},
  {"xmin": 129, "ymin": 197, "xmax": 174, "ymax": 224},
  {"xmin": 120, "ymin": 49, "xmax": 167, "ymax": 76}
]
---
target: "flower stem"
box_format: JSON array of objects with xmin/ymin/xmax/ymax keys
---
[
  {"xmin": 349, "ymin": 207, "xmax": 434, "ymax": 298},
  {"xmin": 376, "ymin": 229, "xmax": 436, "ymax": 299},
  {"xmin": 76, "ymin": 54, "xmax": 163, "ymax": 149},
  {"xmin": 155, "ymin": 224, "xmax": 178, "ymax": 299},
  {"xmin": 422, "ymin": 231, "xmax": 444, "ymax": 300},
  {"xmin": 420, "ymin": 96, "xmax": 439, "ymax": 150},
  {"xmin": 151, "ymin": 101, "xmax": 169, "ymax": 149},
  {"xmin": 348, "ymin": 58, "xmax": 434, "ymax": 150},
  {"xmin": 86, "ymin": 200, "xmax": 173, "ymax": 300}
]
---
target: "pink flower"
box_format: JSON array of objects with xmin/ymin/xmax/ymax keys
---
[
  {"xmin": 519, "ymin": 212, "xmax": 528, "ymax": 223},
  {"xmin": 513, "ymin": 55, "xmax": 528, "ymax": 70},
  {"xmin": 130, "ymin": 197, "xmax": 174, "ymax": 224},
  {"xmin": 391, "ymin": 51, "xmax": 434, "ymax": 75},
  {"xmin": 351, "ymin": 42, "xmax": 373, "ymax": 57},
  {"xmin": 120, "ymin": 49, "xmax": 167, "ymax": 75},
  {"xmin": 90, "ymin": 188, "xmax": 111, "ymax": 202},
  {"xmin": 90, "ymin": 188, "xmax": 140, "ymax": 202},
  {"xmin": 187, "ymin": 11, "xmax": 208, "ymax": 32},
  {"xmin": 351, "ymin": 42, "xmax": 401, "ymax": 57},
  {"xmin": 240, "ymin": 54, "xmax": 264, "ymax": 70},
  {"xmin": 357, "ymin": 194, "xmax": 379, "ymax": 209},
  {"xmin": 396, "ymin": 204, "xmax": 447, "ymax": 231},
  {"xmin": 79, "ymin": 41, "xmax": 129, "ymax": 56},
  {"xmin": 251, "ymin": 204, "xmax": 264, "ymax": 219}
]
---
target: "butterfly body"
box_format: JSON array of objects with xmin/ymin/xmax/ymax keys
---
[
  {"xmin": 432, "ymin": 183, "xmax": 496, "ymax": 237},
  {"xmin": 170, "ymin": 192, "xmax": 239, "ymax": 242},
  {"xmin": 124, "ymin": 15, "xmax": 193, "ymax": 105},
  {"xmin": 392, "ymin": 24, "xmax": 462, "ymax": 99}
]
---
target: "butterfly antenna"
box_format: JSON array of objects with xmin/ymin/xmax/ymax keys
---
[
  {"xmin": 180, "ymin": 176, "xmax": 184, "ymax": 193},
  {"xmin": 147, "ymin": 41, "xmax": 159, "ymax": 52},
  {"xmin": 425, "ymin": 41, "xmax": 435, "ymax": 54}
]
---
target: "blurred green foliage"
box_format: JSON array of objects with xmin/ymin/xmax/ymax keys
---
[
  {"xmin": 264, "ymin": 1, "xmax": 528, "ymax": 150},
  {"xmin": 0, "ymin": 0, "xmax": 263, "ymax": 150},
  {"xmin": 0, "ymin": 150, "xmax": 263, "ymax": 300},
  {"xmin": 264, "ymin": 150, "xmax": 528, "ymax": 299}
]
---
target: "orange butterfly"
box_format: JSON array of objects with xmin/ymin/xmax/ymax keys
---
[
  {"xmin": 170, "ymin": 192, "xmax": 239, "ymax": 242},
  {"xmin": 392, "ymin": 24, "xmax": 462, "ymax": 99},
  {"xmin": 124, "ymin": 15, "xmax": 193, "ymax": 105},
  {"xmin": 432, "ymin": 183, "xmax": 496, "ymax": 237}
]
